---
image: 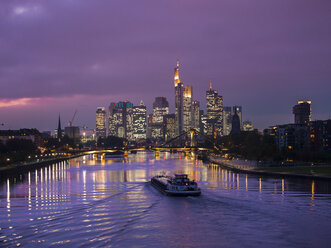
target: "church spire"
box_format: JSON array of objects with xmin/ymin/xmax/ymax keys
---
[{"xmin": 57, "ymin": 114, "xmax": 62, "ymax": 140}]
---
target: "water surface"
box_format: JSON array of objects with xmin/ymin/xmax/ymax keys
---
[{"xmin": 1, "ymin": 152, "xmax": 331, "ymax": 247}]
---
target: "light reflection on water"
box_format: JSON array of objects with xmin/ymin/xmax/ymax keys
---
[{"xmin": 1, "ymin": 152, "xmax": 331, "ymax": 248}]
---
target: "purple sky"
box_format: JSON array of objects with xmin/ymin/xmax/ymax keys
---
[{"xmin": 1, "ymin": 0, "xmax": 331, "ymax": 131}]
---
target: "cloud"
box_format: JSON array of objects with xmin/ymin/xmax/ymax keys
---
[
  {"xmin": 0, "ymin": 0, "xmax": 330, "ymax": 129},
  {"xmin": 0, "ymin": 97, "xmax": 40, "ymax": 108}
]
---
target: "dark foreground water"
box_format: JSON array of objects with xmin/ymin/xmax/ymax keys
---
[{"xmin": 1, "ymin": 152, "xmax": 331, "ymax": 248}]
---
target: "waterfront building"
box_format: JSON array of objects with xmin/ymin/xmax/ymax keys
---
[
  {"xmin": 192, "ymin": 101, "xmax": 200, "ymax": 132},
  {"xmin": 233, "ymin": 106, "xmax": 242, "ymax": 130},
  {"xmin": 0, "ymin": 129, "xmax": 40, "ymax": 145},
  {"xmin": 174, "ymin": 58, "xmax": 184, "ymax": 135},
  {"xmin": 96, "ymin": 107, "xmax": 106, "ymax": 138},
  {"xmin": 108, "ymin": 101, "xmax": 133, "ymax": 139},
  {"xmin": 266, "ymin": 124, "xmax": 308, "ymax": 150},
  {"xmin": 183, "ymin": 85, "xmax": 193, "ymax": 132},
  {"xmin": 309, "ymin": 119, "xmax": 331, "ymax": 151},
  {"xmin": 206, "ymin": 78, "xmax": 223, "ymax": 136},
  {"xmin": 133, "ymin": 101, "xmax": 147, "ymax": 139},
  {"xmin": 243, "ymin": 120, "xmax": 254, "ymax": 131},
  {"xmin": 223, "ymin": 106, "xmax": 232, "ymax": 136},
  {"xmin": 163, "ymin": 114, "xmax": 176, "ymax": 141},
  {"xmin": 293, "ymin": 100, "xmax": 312, "ymax": 125},
  {"xmin": 151, "ymin": 97, "xmax": 169, "ymax": 139}
]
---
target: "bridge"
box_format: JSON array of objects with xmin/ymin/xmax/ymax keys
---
[{"xmin": 84, "ymin": 129, "xmax": 222, "ymax": 159}]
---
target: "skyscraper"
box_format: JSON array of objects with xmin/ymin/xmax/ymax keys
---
[
  {"xmin": 163, "ymin": 114, "xmax": 176, "ymax": 141},
  {"xmin": 152, "ymin": 97, "xmax": 169, "ymax": 139},
  {"xmin": 230, "ymin": 108, "xmax": 241, "ymax": 135},
  {"xmin": 96, "ymin": 107, "xmax": 106, "ymax": 138},
  {"xmin": 206, "ymin": 78, "xmax": 223, "ymax": 136},
  {"xmin": 233, "ymin": 106, "xmax": 242, "ymax": 130},
  {"xmin": 183, "ymin": 85, "xmax": 193, "ymax": 132},
  {"xmin": 174, "ymin": 58, "xmax": 184, "ymax": 135},
  {"xmin": 223, "ymin": 106, "xmax": 232, "ymax": 136},
  {"xmin": 133, "ymin": 101, "xmax": 147, "ymax": 139},
  {"xmin": 192, "ymin": 100, "xmax": 200, "ymax": 132},
  {"xmin": 293, "ymin": 100, "xmax": 312, "ymax": 125},
  {"xmin": 108, "ymin": 101, "xmax": 133, "ymax": 139}
]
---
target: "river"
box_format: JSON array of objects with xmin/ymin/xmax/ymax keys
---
[{"xmin": 1, "ymin": 152, "xmax": 331, "ymax": 247}]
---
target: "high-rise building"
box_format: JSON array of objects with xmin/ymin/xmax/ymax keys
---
[
  {"xmin": 163, "ymin": 114, "xmax": 176, "ymax": 141},
  {"xmin": 206, "ymin": 78, "xmax": 223, "ymax": 136},
  {"xmin": 293, "ymin": 100, "xmax": 312, "ymax": 125},
  {"xmin": 233, "ymin": 106, "xmax": 242, "ymax": 130},
  {"xmin": 192, "ymin": 101, "xmax": 200, "ymax": 132},
  {"xmin": 152, "ymin": 97, "xmax": 169, "ymax": 139},
  {"xmin": 152, "ymin": 97, "xmax": 169, "ymax": 123},
  {"xmin": 223, "ymin": 106, "xmax": 232, "ymax": 136},
  {"xmin": 201, "ymin": 114, "xmax": 210, "ymax": 136},
  {"xmin": 183, "ymin": 85, "xmax": 193, "ymax": 132},
  {"xmin": 108, "ymin": 101, "xmax": 133, "ymax": 139},
  {"xmin": 146, "ymin": 114, "xmax": 153, "ymax": 139},
  {"xmin": 174, "ymin": 58, "xmax": 184, "ymax": 135},
  {"xmin": 230, "ymin": 108, "xmax": 241, "ymax": 135},
  {"xmin": 133, "ymin": 101, "xmax": 147, "ymax": 139},
  {"xmin": 96, "ymin": 107, "xmax": 106, "ymax": 138}
]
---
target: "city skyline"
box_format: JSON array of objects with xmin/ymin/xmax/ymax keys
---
[{"xmin": 1, "ymin": 0, "xmax": 331, "ymax": 131}]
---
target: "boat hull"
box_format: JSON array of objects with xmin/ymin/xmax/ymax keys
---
[{"xmin": 165, "ymin": 190, "xmax": 201, "ymax": 197}]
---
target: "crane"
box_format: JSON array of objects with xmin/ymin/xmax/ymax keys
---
[{"xmin": 68, "ymin": 109, "xmax": 78, "ymax": 127}]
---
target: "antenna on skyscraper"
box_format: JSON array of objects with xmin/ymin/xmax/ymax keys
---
[{"xmin": 209, "ymin": 77, "xmax": 212, "ymax": 89}]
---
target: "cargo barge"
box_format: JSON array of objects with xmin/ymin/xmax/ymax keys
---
[{"xmin": 151, "ymin": 174, "xmax": 201, "ymax": 196}]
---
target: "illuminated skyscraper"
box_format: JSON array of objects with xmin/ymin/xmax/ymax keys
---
[
  {"xmin": 174, "ymin": 58, "xmax": 184, "ymax": 135},
  {"xmin": 108, "ymin": 102, "xmax": 117, "ymax": 136},
  {"xmin": 183, "ymin": 85, "xmax": 193, "ymax": 132},
  {"xmin": 133, "ymin": 101, "xmax": 147, "ymax": 139},
  {"xmin": 108, "ymin": 101, "xmax": 133, "ymax": 139},
  {"xmin": 192, "ymin": 100, "xmax": 200, "ymax": 132},
  {"xmin": 293, "ymin": 100, "xmax": 312, "ymax": 125},
  {"xmin": 96, "ymin": 107, "xmax": 106, "ymax": 138},
  {"xmin": 152, "ymin": 97, "xmax": 169, "ymax": 139},
  {"xmin": 163, "ymin": 114, "xmax": 176, "ymax": 141},
  {"xmin": 206, "ymin": 78, "xmax": 223, "ymax": 136}
]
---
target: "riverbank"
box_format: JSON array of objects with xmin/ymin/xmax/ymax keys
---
[
  {"xmin": 0, "ymin": 154, "xmax": 83, "ymax": 181},
  {"xmin": 208, "ymin": 156, "xmax": 331, "ymax": 181}
]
